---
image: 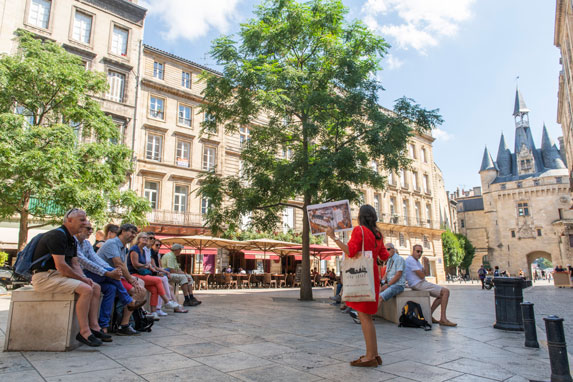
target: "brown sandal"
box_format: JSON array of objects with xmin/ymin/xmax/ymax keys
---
[
  {"xmin": 350, "ymin": 356, "xmax": 378, "ymax": 367},
  {"xmin": 174, "ymin": 307, "xmax": 188, "ymax": 313},
  {"xmin": 358, "ymin": 355, "xmax": 383, "ymax": 365}
]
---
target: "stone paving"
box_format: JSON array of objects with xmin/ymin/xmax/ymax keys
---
[{"xmin": 0, "ymin": 284, "xmax": 570, "ymax": 381}]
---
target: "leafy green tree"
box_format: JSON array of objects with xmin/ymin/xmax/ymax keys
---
[
  {"xmin": 198, "ymin": 0, "xmax": 442, "ymax": 300},
  {"xmin": 456, "ymin": 233, "xmax": 475, "ymax": 272},
  {"xmin": 0, "ymin": 31, "xmax": 150, "ymax": 250},
  {"xmin": 441, "ymin": 231, "xmax": 464, "ymax": 271},
  {"xmin": 534, "ymin": 258, "xmax": 552, "ymax": 269}
]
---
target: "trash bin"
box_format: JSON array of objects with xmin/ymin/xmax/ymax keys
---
[{"xmin": 493, "ymin": 277, "xmax": 530, "ymax": 331}]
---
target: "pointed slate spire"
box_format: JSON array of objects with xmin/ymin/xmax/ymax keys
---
[
  {"xmin": 541, "ymin": 123, "xmax": 553, "ymax": 151},
  {"xmin": 480, "ymin": 146, "xmax": 496, "ymax": 172},
  {"xmin": 513, "ymin": 87, "xmax": 530, "ymax": 116},
  {"xmin": 496, "ymin": 133, "xmax": 512, "ymax": 176},
  {"xmin": 541, "ymin": 124, "xmax": 566, "ymax": 169}
]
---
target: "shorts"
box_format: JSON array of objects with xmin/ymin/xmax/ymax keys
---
[
  {"xmin": 32, "ymin": 270, "xmax": 83, "ymax": 294},
  {"xmin": 411, "ymin": 280, "xmax": 443, "ymax": 298},
  {"xmin": 170, "ymin": 273, "xmax": 189, "ymax": 285},
  {"xmin": 379, "ymin": 284, "xmax": 404, "ymax": 301}
]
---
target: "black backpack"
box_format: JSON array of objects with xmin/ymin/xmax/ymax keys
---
[
  {"xmin": 399, "ymin": 301, "xmax": 431, "ymax": 331},
  {"xmin": 109, "ymin": 302, "xmax": 154, "ymax": 333},
  {"xmin": 131, "ymin": 308, "xmax": 154, "ymax": 332}
]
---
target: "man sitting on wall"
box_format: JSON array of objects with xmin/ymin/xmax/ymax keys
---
[
  {"xmin": 161, "ymin": 244, "xmax": 202, "ymax": 306},
  {"xmin": 379, "ymin": 243, "xmax": 405, "ymax": 301},
  {"xmin": 405, "ymin": 244, "xmax": 456, "ymax": 327},
  {"xmin": 30, "ymin": 209, "xmax": 104, "ymax": 347}
]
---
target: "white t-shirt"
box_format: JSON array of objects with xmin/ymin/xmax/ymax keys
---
[{"xmin": 405, "ymin": 255, "xmax": 424, "ymax": 287}]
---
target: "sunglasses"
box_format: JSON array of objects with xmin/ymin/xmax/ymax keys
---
[
  {"xmin": 64, "ymin": 208, "xmax": 80, "ymax": 219},
  {"xmin": 416, "ymin": 250, "xmax": 423, "ymax": 253},
  {"xmin": 386, "ymin": 248, "xmax": 393, "ymax": 251}
]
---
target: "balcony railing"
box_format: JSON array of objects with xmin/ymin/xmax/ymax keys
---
[
  {"xmin": 378, "ymin": 214, "xmax": 440, "ymax": 229},
  {"xmin": 146, "ymin": 210, "xmax": 205, "ymax": 226}
]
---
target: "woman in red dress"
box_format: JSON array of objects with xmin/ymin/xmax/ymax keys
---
[{"xmin": 327, "ymin": 205, "xmax": 389, "ymax": 367}]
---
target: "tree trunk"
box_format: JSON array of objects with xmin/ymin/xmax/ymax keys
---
[
  {"xmin": 18, "ymin": 207, "xmax": 30, "ymax": 252},
  {"xmin": 299, "ymin": 197, "xmax": 313, "ymax": 301}
]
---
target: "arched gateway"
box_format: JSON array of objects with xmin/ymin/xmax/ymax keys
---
[{"xmin": 525, "ymin": 251, "xmax": 552, "ymax": 280}]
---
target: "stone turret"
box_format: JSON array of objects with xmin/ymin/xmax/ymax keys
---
[{"xmin": 479, "ymin": 146, "xmax": 497, "ymax": 189}]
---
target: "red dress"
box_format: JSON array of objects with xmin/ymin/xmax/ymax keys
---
[{"xmin": 345, "ymin": 225, "xmax": 390, "ymax": 314}]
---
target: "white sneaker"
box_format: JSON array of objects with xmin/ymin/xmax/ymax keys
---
[
  {"xmin": 164, "ymin": 301, "xmax": 179, "ymax": 310},
  {"xmin": 146, "ymin": 312, "xmax": 159, "ymax": 320},
  {"xmin": 156, "ymin": 309, "xmax": 168, "ymax": 316}
]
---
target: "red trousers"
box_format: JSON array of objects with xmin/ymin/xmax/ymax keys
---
[{"xmin": 132, "ymin": 274, "xmax": 166, "ymax": 307}]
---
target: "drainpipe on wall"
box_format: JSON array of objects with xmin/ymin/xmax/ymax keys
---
[{"xmin": 129, "ymin": 39, "xmax": 143, "ymax": 190}]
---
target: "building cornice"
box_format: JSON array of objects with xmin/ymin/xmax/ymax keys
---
[
  {"xmin": 79, "ymin": 0, "xmax": 147, "ymax": 26},
  {"xmin": 141, "ymin": 78, "xmax": 205, "ymax": 104}
]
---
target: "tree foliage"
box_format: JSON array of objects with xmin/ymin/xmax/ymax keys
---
[
  {"xmin": 0, "ymin": 31, "xmax": 150, "ymax": 249},
  {"xmin": 456, "ymin": 233, "xmax": 475, "ymax": 271},
  {"xmin": 441, "ymin": 231, "xmax": 475, "ymax": 272},
  {"xmin": 441, "ymin": 230, "xmax": 464, "ymax": 269},
  {"xmin": 198, "ymin": 0, "xmax": 443, "ymax": 299}
]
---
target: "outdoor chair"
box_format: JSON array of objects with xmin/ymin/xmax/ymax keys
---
[
  {"xmin": 215, "ymin": 273, "xmax": 226, "ymax": 289},
  {"xmin": 224, "ymin": 273, "xmax": 238, "ymax": 289},
  {"xmin": 198, "ymin": 274, "xmax": 209, "ymax": 290},
  {"xmin": 240, "ymin": 274, "xmax": 251, "ymax": 289},
  {"xmin": 278, "ymin": 274, "xmax": 287, "ymax": 288},
  {"xmin": 263, "ymin": 273, "xmax": 276, "ymax": 288}
]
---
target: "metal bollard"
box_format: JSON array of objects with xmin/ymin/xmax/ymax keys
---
[
  {"xmin": 544, "ymin": 315, "xmax": 572, "ymax": 382},
  {"xmin": 521, "ymin": 302, "xmax": 539, "ymax": 348}
]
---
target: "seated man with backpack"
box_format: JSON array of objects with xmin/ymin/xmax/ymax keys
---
[
  {"xmin": 75, "ymin": 221, "xmax": 145, "ymax": 336},
  {"xmin": 405, "ymin": 244, "xmax": 456, "ymax": 327},
  {"xmin": 28, "ymin": 209, "xmax": 105, "ymax": 347},
  {"xmin": 379, "ymin": 243, "xmax": 406, "ymax": 302}
]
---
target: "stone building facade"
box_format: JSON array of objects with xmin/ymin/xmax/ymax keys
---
[
  {"xmin": 0, "ymin": 1, "xmax": 447, "ymax": 282},
  {"xmin": 555, "ymin": 0, "xmax": 573, "ymax": 191},
  {"xmin": 136, "ymin": 46, "xmax": 448, "ymax": 281},
  {"xmin": 460, "ymin": 89, "xmax": 573, "ymax": 278},
  {"xmin": 0, "ymin": 0, "xmax": 146, "ymax": 251}
]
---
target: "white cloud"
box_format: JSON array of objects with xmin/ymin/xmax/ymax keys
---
[
  {"xmin": 433, "ymin": 128, "xmax": 453, "ymax": 142},
  {"xmin": 384, "ymin": 53, "xmax": 403, "ymax": 70},
  {"xmin": 141, "ymin": 0, "xmax": 241, "ymax": 41},
  {"xmin": 362, "ymin": 0, "xmax": 475, "ymax": 53}
]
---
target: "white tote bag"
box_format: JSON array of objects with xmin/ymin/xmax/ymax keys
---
[{"xmin": 341, "ymin": 226, "xmax": 376, "ymax": 302}]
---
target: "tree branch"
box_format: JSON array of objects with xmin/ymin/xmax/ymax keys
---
[{"xmin": 254, "ymin": 202, "xmax": 303, "ymax": 210}]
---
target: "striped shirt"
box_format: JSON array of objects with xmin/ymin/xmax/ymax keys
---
[{"xmin": 76, "ymin": 238, "xmax": 111, "ymax": 276}]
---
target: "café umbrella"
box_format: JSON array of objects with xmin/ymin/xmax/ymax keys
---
[{"xmin": 161, "ymin": 236, "xmax": 248, "ymax": 273}]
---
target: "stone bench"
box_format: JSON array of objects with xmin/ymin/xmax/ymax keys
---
[
  {"xmin": 4, "ymin": 286, "xmax": 80, "ymax": 351},
  {"xmin": 375, "ymin": 288, "xmax": 432, "ymax": 325}
]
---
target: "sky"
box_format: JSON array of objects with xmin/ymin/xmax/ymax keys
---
[{"xmin": 139, "ymin": 0, "xmax": 562, "ymax": 192}]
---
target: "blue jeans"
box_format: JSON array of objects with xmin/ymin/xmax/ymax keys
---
[
  {"xmin": 380, "ymin": 284, "xmax": 404, "ymax": 301},
  {"xmin": 84, "ymin": 268, "xmax": 133, "ymax": 329},
  {"xmin": 335, "ymin": 282, "xmax": 343, "ymax": 296}
]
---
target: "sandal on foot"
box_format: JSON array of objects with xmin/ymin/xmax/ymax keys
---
[
  {"xmin": 350, "ymin": 356, "xmax": 378, "ymax": 367},
  {"xmin": 439, "ymin": 320, "xmax": 457, "ymax": 327},
  {"xmin": 432, "ymin": 317, "xmax": 440, "ymax": 324},
  {"xmin": 174, "ymin": 306, "xmax": 188, "ymax": 313}
]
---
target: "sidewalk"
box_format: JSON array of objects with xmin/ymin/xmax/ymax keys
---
[{"xmin": 0, "ymin": 286, "xmax": 560, "ymax": 381}]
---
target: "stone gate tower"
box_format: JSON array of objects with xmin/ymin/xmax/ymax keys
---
[{"xmin": 477, "ymin": 88, "xmax": 572, "ymax": 277}]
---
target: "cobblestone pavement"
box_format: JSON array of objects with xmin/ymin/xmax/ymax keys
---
[{"xmin": 0, "ymin": 284, "xmax": 568, "ymax": 381}]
